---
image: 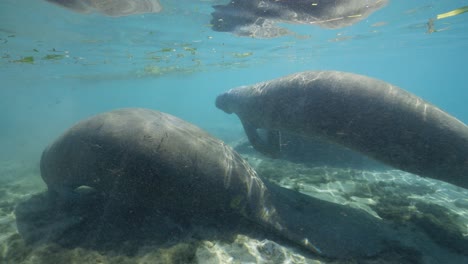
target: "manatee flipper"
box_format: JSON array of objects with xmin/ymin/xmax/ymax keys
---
[
  {"xmin": 263, "ymin": 181, "xmax": 393, "ymax": 258},
  {"xmin": 240, "ymin": 119, "xmax": 281, "ymax": 157}
]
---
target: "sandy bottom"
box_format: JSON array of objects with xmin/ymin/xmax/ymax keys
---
[{"xmin": 1, "ymin": 154, "xmax": 467, "ymax": 264}]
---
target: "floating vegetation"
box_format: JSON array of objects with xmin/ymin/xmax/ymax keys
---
[
  {"xmin": 426, "ymin": 18, "xmax": 436, "ymax": 34},
  {"xmin": 148, "ymin": 55, "xmax": 163, "ymax": 62},
  {"xmin": 12, "ymin": 56, "xmax": 34, "ymax": 64},
  {"xmin": 160, "ymin": 48, "xmax": 175, "ymax": 52},
  {"xmin": 437, "ymin": 6, "xmax": 468, "ymax": 20},
  {"xmin": 426, "ymin": 6, "xmax": 468, "ymax": 34},
  {"xmin": 192, "ymin": 59, "xmax": 201, "ymax": 66},
  {"xmin": 142, "ymin": 65, "xmax": 195, "ymax": 77},
  {"xmin": 42, "ymin": 54, "xmax": 65, "ymax": 60},
  {"xmin": 426, "ymin": 19, "xmax": 451, "ymax": 34},
  {"xmin": 183, "ymin": 46, "xmax": 197, "ymax": 55},
  {"xmin": 143, "ymin": 44, "xmax": 201, "ymax": 68},
  {"xmin": 232, "ymin": 52, "xmax": 253, "ymax": 58}
]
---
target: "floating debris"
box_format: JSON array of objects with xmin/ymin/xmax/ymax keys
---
[
  {"xmin": 42, "ymin": 54, "xmax": 65, "ymax": 60},
  {"xmin": 426, "ymin": 18, "xmax": 436, "ymax": 34},
  {"xmin": 183, "ymin": 46, "xmax": 197, "ymax": 55},
  {"xmin": 160, "ymin": 48, "xmax": 175, "ymax": 53},
  {"xmin": 12, "ymin": 56, "xmax": 34, "ymax": 64},
  {"xmin": 232, "ymin": 52, "xmax": 253, "ymax": 58},
  {"xmin": 437, "ymin": 6, "xmax": 468, "ymax": 20}
]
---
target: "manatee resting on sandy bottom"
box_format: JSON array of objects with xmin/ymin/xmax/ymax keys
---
[
  {"xmin": 216, "ymin": 71, "xmax": 468, "ymax": 189},
  {"xmin": 45, "ymin": 0, "xmax": 162, "ymax": 17},
  {"xmin": 39, "ymin": 108, "xmax": 405, "ymax": 259},
  {"xmin": 211, "ymin": 0, "xmax": 388, "ymax": 38}
]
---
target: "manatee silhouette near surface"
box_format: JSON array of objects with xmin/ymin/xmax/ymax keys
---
[
  {"xmin": 211, "ymin": 0, "xmax": 388, "ymax": 38},
  {"xmin": 39, "ymin": 108, "xmax": 405, "ymax": 259},
  {"xmin": 216, "ymin": 71, "xmax": 468, "ymax": 189},
  {"xmin": 45, "ymin": 0, "xmax": 162, "ymax": 16}
]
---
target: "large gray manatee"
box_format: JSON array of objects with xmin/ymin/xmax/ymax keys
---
[
  {"xmin": 216, "ymin": 71, "xmax": 468, "ymax": 189},
  {"xmin": 40, "ymin": 108, "xmax": 399, "ymax": 259}
]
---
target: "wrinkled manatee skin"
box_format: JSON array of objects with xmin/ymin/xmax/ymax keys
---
[
  {"xmin": 40, "ymin": 108, "xmax": 271, "ymax": 220},
  {"xmin": 216, "ymin": 71, "xmax": 468, "ymax": 189}
]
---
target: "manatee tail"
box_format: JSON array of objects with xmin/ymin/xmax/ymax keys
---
[
  {"xmin": 262, "ymin": 181, "xmax": 400, "ymax": 258},
  {"xmin": 240, "ymin": 119, "xmax": 282, "ymax": 158}
]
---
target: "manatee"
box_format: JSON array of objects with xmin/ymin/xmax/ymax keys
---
[
  {"xmin": 40, "ymin": 108, "xmax": 402, "ymax": 259},
  {"xmin": 234, "ymin": 132, "xmax": 387, "ymax": 170},
  {"xmin": 211, "ymin": 0, "xmax": 388, "ymax": 38},
  {"xmin": 45, "ymin": 0, "xmax": 162, "ymax": 16},
  {"xmin": 216, "ymin": 71, "xmax": 468, "ymax": 189}
]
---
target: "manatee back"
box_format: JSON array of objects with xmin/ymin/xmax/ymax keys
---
[
  {"xmin": 40, "ymin": 108, "xmax": 261, "ymax": 217},
  {"xmin": 217, "ymin": 71, "xmax": 468, "ymax": 188},
  {"xmin": 280, "ymin": 71, "xmax": 468, "ymax": 186}
]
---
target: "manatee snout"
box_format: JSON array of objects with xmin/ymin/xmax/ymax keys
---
[{"xmin": 215, "ymin": 90, "xmax": 237, "ymax": 114}]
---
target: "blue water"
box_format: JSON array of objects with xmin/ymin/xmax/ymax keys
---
[
  {"xmin": 1, "ymin": 1, "xmax": 468, "ymax": 263},
  {"xmin": 1, "ymin": 1, "xmax": 467, "ymax": 163},
  {"xmin": 0, "ymin": 2, "xmax": 467, "ymax": 158}
]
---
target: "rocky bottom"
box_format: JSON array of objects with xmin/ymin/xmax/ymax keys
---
[{"xmin": 1, "ymin": 155, "xmax": 467, "ymax": 264}]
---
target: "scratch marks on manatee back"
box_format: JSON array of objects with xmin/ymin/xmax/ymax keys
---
[
  {"xmin": 412, "ymin": 97, "xmax": 428, "ymax": 122},
  {"xmin": 155, "ymin": 132, "xmax": 168, "ymax": 152},
  {"xmin": 221, "ymin": 142, "xmax": 234, "ymax": 189},
  {"xmin": 423, "ymin": 104, "xmax": 428, "ymax": 122}
]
